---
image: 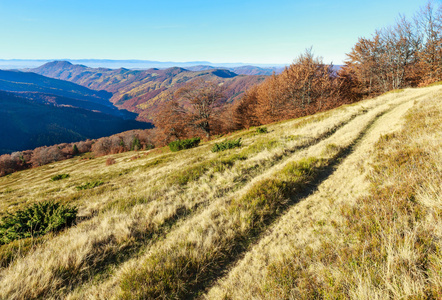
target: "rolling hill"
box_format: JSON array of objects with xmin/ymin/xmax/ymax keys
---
[
  {"xmin": 0, "ymin": 69, "xmax": 112, "ymax": 106},
  {"xmin": 30, "ymin": 61, "xmax": 267, "ymax": 122},
  {"xmin": 186, "ymin": 65, "xmax": 285, "ymax": 75},
  {"xmin": 0, "ymin": 91, "xmax": 151, "ymax": 154},
  {"xmin": 0, "ymin": 69, "xmax": 140, "ymax": 119},
  {"xmin": 0, "ymin": 85, "xmax": 440, "ymax": 298}
]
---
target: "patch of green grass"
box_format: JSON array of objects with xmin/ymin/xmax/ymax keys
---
[
  {"xmin": 76, "ymin": 180, "xmax": 104, "ymax": 190},
  {"xmin": 241, "ymin": 138, "xmax": 279, "ymax": 156},
  {"xmin": 383, "ymin": 88, "xmax": 405, "ymax": 95},
  {"xmin": 141, "ymin": 157, "xmax": 170, "ymax": 170},
  {"xmin": 211, "ymin": 153, "xmax": 248, "ymax": 173},
  {"xmin": 322, "ymin": 143, "xmax": 342, "ymax": 157},
  {"xmin": 170, "ymin": 163, "xmax": 210, "ymax": 186},
  {"xmin": 168, "ymin": 153, "xmax": 248, "ymax": 186},
  {"xmin": 168, "ymin": 137, "xmax": 201, "ymax": 152},
  {"xmin": 0, "ymin": 201, "xmax": 77, "ymax": 244},
  {"xmin": 212, "ymin": 138, "xmax": 242, "ymax": 152},
  {"xmin": 283, "ymin": 135, "xmax": 302, "ymax": 142},
  {"xmin": 50, "ymin": 173, "xmax": 70, "ymax": 181},
  {"xmin": 256, "ymin": 126, "xmax": 268, "ymax": 134}
]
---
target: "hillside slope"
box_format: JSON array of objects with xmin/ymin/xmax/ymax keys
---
[
  {"xmin": 0, "ymin": 86, "xmax": 440, "ymax": 299},
  {"xmin": 0, "ymin": 69, "xmax": 112, "ymax": 106},
  {"xmin": 30, "ymin": 61, "xmax": 266, "ymax": 121},
  {"xmin": 0, "ymin": 69, "xmax": 139, "ymax": 120},
  {"xmin": 186, "ymin": 65, "xmax": 285, "ymax": 75},
  {"xmin": 0, "ymin": 91, "xmax": 151, "ymax": 154}
]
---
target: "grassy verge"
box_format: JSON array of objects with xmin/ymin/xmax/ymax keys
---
[
  {"xmin": 260, "ymin": 99, "xmax": 442, "ymax": 298},
  {"xmin": 119, "ymin": 157, "xmax": 328, "ymax": 299}
]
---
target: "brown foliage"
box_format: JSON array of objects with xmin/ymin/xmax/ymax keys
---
[
  {"xmin": 0, "ymin": 154, "xmax": 22, "ymax": 177},
  {"xmin": 106, "ymin": 158, "xmax": 116, "ymax": 166},
  {"xmin": 30, "ymin": 146, "xmax": 64, "ymax": 167},
  {"xmin": 154, "ymin": 79, "xmax": 227, "ymax": 142},
  {"xmin": 232, "ymin": 48, "xmax": 344, "ymax": 129},
  {"xmin": 154, "ymin": 95, "xmax": 188, "ymax": 144},
  {"xmin": 175, "ymin": 79, "xmax": 226, "ymax": 138},
  {"xmin": 231, "ymin": 87, "xmax": 260, "ymax": 130},
  {"xmin": 415, "ymin": 2, "xmax": 442, "ymax": 85},
  {"xmin": 344, "ymin": 2, "xmax": 442, "ymax": 96}
]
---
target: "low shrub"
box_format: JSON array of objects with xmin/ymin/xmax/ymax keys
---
[
  {"xmin": 50, "ymin": 174, "xmax": 70, "ymax": 181},
  {"xmin": 76, "ymin": 180, "xmax": 104, "ymax": 190},
  {"xmin": 256, "ymin": 127, "xmax": 268, "ymax": 134},
  {"xmin": 0, "ymin": 201, "xmax": 77, "ymax": 244},
  {"xmin": 168, "ymin": 137, "xmax": 201, "ymax": 152},
  {"xmin": 106, "ymin": 158, "xmax": 116, "ymax": 166},
  {"xmin": 212, "ymin": 138, "xmax": 242, "ymax": 152}
]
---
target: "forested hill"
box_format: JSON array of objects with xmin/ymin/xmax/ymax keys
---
[
  {"xmin": 0, "ymin": 69, "xmax": 152, "ymax": 154},
  {"xmin": 30, "ymin": 61, "xmax": 267, "ymax": 122},
  {"xmin": 0, "ymin": 69, "xmax": 112, "ymax": 106},
  {"xmin": 0, "ymin": 90, "xmax": 151, "ymax": 155}
]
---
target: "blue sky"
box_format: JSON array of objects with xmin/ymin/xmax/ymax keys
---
[{"xmin": 0, "ymin": 0, "xmax": 434, "ymax": 65}]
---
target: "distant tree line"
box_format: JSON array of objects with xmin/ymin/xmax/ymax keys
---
[
  {"xmin": 342, "ymin": 2, "xmax": 442, "ymax": 96},
  {"xmin": 1, "ymin": 2, "xmax": 441, "ymax": 177},
  {"xmin": 0, "ymin": 130, "xmax": 155, "ymax": 177}
]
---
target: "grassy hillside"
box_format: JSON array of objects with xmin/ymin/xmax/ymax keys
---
[{"xmin": 0, "ymin": 85, "xmax": 440, "ymax": 299}]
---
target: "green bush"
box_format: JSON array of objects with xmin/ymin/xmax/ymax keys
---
[
  {"xmin": 72, "ymin": 144, "xmax": 79, "ymax": 155},
  {"xmin": 131, "ymin": 137, "xmax": 141, "ymax": 151},
  {"xmin": 256, "ymin": 127, "xmax": 268, "ymax": 134},
  {"xmin": 212, "ymin": 138, "xmax": 242, "ymax": 152},
  {"xmin": 0, "ymin": 201, "xmax": 77, "ymax": 244},
  {"xmin": 168, "ymin": 137, "xmax": 201, "ymax": 152},
  {"xmin": 51, "ymin": 173, "xmax": 70, "ymax": 181},
  {"xmin": 76, "ymin": 180, "xmax": 104, "ymax": 190}
]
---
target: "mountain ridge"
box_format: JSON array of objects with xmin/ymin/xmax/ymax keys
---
[
  {"xmin": 30, "ymin": 61, "xmax": 267, "ymax": 121},
  {"xmin": 0, "ymin": 59, "xmax": 287, "ymax": 70}
]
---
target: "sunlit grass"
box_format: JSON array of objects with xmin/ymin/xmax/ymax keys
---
[{"xmin": 0, "ymin": 85, "xmax": 439, "ymax": 299}]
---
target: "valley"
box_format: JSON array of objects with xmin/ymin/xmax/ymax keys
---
[
  {"xmin": 0, "ymin": 69, "xmax": 151, "ymax": 154},
  {"xmin": 30, "ymin": 61, "xmax": 268, "ymax": 122}
]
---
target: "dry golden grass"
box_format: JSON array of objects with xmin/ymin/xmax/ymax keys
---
[
  {"xmin": 0, "ymin": 85, "xmax": 440, "ymax": 299},
  {"xmin": 205, "ymin": 88, "xmax": 442, "ymax": 299}
]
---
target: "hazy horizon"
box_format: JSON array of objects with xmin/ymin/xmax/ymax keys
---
[
  {"xmin": 0, "ymin": 0, "xmax": 429, "ymax": 65},
  {"xmin": 0, "ymin": 58, "xmax": 289, "ymax": 70}
]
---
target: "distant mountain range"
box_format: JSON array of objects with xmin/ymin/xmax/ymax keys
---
[
  {"xmin": 0, "ymin": 60, "xmax": 270, "ymax": 154},
  {"xmin": 0, "ymin": 59, "xmax": 287, "ymax": 70},
  {"xmin": 185, "ymin": 65, "xmax": 284, "ymax": 75},
  {"xmin": 0, "ymin": 70, "xmax": 151, "ymax": 154},
  {"xmin": 30, "ymin": 61, "xmax": 268, "ymax": 122}
]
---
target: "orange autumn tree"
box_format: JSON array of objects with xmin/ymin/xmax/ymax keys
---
[
  {"xmin": 415, "ymin": 2, "xmax": 442, "ymax": 85},
  {"xmin": 344, "ymin": 18, "xmax": 421, "ymax": 96},
  {"xmin": 154, "ymin": 92, "xmax": 188, "ymax": 144},
  {"xmin": 155, "ymin": 79, "xmax": 227, "ymax": 142},
  {"xmin": 342, "ymin": 2, "xmax": 442, "ymax": 96},
  {"xmin": 234, "ymin": 48, "xmax": 342, "ymax": 127}
]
